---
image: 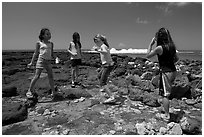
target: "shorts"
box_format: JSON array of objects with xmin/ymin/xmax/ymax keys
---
[
  {"xmin": 98, "ymin": 63, "xmax": 115, "ymax": 86},
  {"xmin": 36, "ymin": 58, "xmax": 52, "ymax": 69},
  {"xmin": 159, "ymin": 71, "xmax": 176, "ymax": 97},
  {"xmin": 71, "ymin": 59, "xmax": 82, "ymax": 67}
]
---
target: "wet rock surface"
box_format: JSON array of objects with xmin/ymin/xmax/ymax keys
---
[{"xmin": 2, "ymin": 51, "xmax": 202, "ymax": 135}]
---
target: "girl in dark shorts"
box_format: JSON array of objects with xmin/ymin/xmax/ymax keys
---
[
  {"xmin": 67, "ymin": 32, "xmax": 82, "ymax": 88},
  {"xmin": 146, "ymin": 27, "xmax": 179, "ymax": 121},
  {"xmin": 93, "ymin": 34, "xmax": 116, "ymax": 103}
]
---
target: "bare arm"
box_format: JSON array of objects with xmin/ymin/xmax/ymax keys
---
[
  {"xmin": 146, "ymin": 46, "xmax": 163, "ymax": 59},
  {"xmin": 147, "ymin": 37, "xmax": 156, "ymax": 54},
  {"xmin": 28, "ymin": 42, "xmax": 40, "ymax": 67}
]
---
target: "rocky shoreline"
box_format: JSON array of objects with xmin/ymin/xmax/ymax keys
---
[{"xmin": 2, "ymin": 51, "xmax": 202, "ymax": 135}]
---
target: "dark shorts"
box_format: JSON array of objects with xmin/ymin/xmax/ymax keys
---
[
  {"xmin": 159, "ymin": 71, "xmax": 176, "ymax": 97},
  {"xmin": 71, "ymin": 59, "xmax": 82, "ymax": 67},
  {"xmin": 98, "ymin": 63, "xmax": 115, "ymax": 86}
]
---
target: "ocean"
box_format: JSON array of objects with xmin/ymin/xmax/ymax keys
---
[
  {"xmin": 120, "ymin": 50, "xmax": 202, "ymax": 62},
  {"xmin": 2, "ymin": 49, "xmax": 202, "ymax": 61}
]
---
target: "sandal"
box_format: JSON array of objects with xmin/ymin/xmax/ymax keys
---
[
  {"xmin": 26, "ymin": 91, "xmax": 34, "ymax": 99},
  {"xmin": 51, "ymin": 93, "xmax": 62, "ymax": 102},
  {"xmin": 71, "ymin": 83, "xmax": 76, "ymax": 88},
  {"xmin": 156, "ymin": 113, "xmax": 170, "ymax": 122},
  {"xmin": 103, "ymin": 96, "xmax": 116, "ymax": 104},
  {"xmin": 74, "ymin": 82, "xmax": 81, "ymax": 85},
  {"xmin": 99, "ymin": 88, "xmax": 106, "ymax": 92}
]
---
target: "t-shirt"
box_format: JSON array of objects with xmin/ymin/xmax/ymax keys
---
[
  {"xmin": 68, "ymin": 41, "xmax": 82, "ymax": 60},
  {"xmin": 38, "ymin": 41, "xmax": 52, "ymax": 60},
  {"xmin": 99, "ymin": 44, "xmax": 113, "ymax": 65}
]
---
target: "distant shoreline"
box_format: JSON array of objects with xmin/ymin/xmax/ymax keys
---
[{"xmin": 2, "ymin": 49, "xmax": 202, "ymax": 53}]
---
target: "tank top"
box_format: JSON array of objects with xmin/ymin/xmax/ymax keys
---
[
  {"xmin": 38, "ymin": 41, "xmax": 52, "ymax": 60},
  {"xmin": 69, "ymin": 41, "xmax": 82, "ymax": 60},
  {"xmin": 157, "ymin": 45, "xmax": 176, "ymax": 72}
]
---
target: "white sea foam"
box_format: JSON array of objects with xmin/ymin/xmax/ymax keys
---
[{"xmin": 86, "ymin": 48, "xmax": 148, "ymax": 54}]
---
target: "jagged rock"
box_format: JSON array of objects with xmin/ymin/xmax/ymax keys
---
[
  {"xmin": 2, "ymin": 68, "xmax": 19, "ymax": 75},
  {"xmin": 190, "ymin": 87, "xmax": 202, "ymax": 99},
  {"xmin": 113, "ymin": 67, "xmax": 126, "ymax": 77},
  {"xmin": 118, "ymin": 88, "xmax": 129, "ymax": 95},
  {"xmin": 135, "ymin": 122, "xmax": 154, "ymax": 135},
  {"xmin": 59, "ymin": 86, "xmax": 92, "ymax": 99},
  {"xmin": 2, "ymin": 86, "xmax": 18, "ymax": 97},
  {"xmin": 170, "ymin": 85, "xmax": 191, "ymax": 99},
  {"xmin": 151, "ymin": 75, "xmax": 160, "ymax": 88},
  {"xmin": 130, "ymin": 68, "xmax": 143, "ymax": 76},
  {"xmin": 167, "ymin": 122, "xmax": 183, "ymax": 135},
  {"xmin": 2, "ymin": 102, "xmax": 28, "ymax": 126},
  {"xmin": 135, "ymin": 122, "xmax": 148, "ymax": 135},
  {"xmin": 128, "ymin": 87, "xmax": 144, "ymax": 101},
  {"xmin": 180, "ymin": 116, "xmax": 202, "ymax": 135},
  {"xmin": 194, "ymin": 103, "xmax": 202, "ymax": 109},
  {"xmin": 140, "ymin": 80, "xmax": 155, "ymax": 91},
  {"xmin": 140, "ymin": 72, "xmax": 153, "ymax": 80},
  {"xmin": 185, "ymin": 99, "xmax": 197, "ymax": 105},
  {"xmin": 125, "ymin": 74, "xmax": 142, "ymax": 86},
  {"xmin": 142, "ymin": 92, "xmax": 160, "ymax": 107},
  {"xmin": 159, "ymin": 127, "xmax": 167, "ymax": 135}
]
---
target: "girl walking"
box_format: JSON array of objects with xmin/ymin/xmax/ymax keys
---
[
  {"xmin": 146, "ymin": 27, "xmax": 179, "ymax": 121},
  {"xmin": 26, "ymin": 28, "xmax": 57, "ymax": 100},
  {"xmin": 93, "ymin": 34, "xmax": 115, "ymax": 103}
]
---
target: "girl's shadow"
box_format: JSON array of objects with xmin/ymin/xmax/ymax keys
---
[{"xmin": 169, "ymin": 110, "xmax": 185, "ymax": 123}]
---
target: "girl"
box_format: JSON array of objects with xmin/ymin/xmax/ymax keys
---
[
  {"xmin": 27, "ymin": 28, "xmax": 57, "ymax": 100},
  {"xmin": 93, "ymin": 34, "xmax": 115, "ymax": 103},
  {"xmin": 67, "ymin": 32, "xmax": 82, "ymax": 88},
  {"xmin": 146, "ymin": 27, "xmax": 179, "ymax": 121}
]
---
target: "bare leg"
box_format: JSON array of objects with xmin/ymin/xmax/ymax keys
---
[
  {"xmin": 75, "ymin": 65, "xmax": 79, "ymax": 83},
  {"xmin": 162, "ymin": 97, "xmax": 170, "ymax": 118},
  {"xmin": 71, "ymin": 67, "xmax": 76, "ymax": 84},
  {"xmin": 28, "ymin": 68, "xmax": 43, "ymax": 93},
  {"xmin": 45, "ymin": 64, "xmax": 55, "ymax": 95}
]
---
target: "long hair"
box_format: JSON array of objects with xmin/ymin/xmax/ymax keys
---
[
  {"xmin": 39, "ymin": 28, "xmax": 50, "ymax": 41},
  {"xmin": 94, "ymin": 34, "xmax": 110, "ymax": 48},
  {"xmin": 72, "ymin": 32, "xmax": 81, "ymax": 48},
  {"xmin": 156, "ymin": 27, "xmax": 176, "ymax": 56}
]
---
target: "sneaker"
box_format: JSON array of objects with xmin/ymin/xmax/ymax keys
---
[
  {"xmin": 26, "ymin": 91, "xmax": 34, "ymax": 99},
  {"xmin": 104, "ymin": 96, "xmax": 116, "ymax": 103},
  {"xmin": 99, "ymin": 88, "xmax": 106, "ymax": 92},
  {"xmin": 26, "ymin": 91, "xmax": 38, "ymax": 99},
  {"xmin": 156, "ymin": 113, "xmax": 170, "ymax": 122},
  {"xmin": 71, "ymin": 83, "xmax": 76, "ymax": 88},
  {"xmin": 74, "ymin": 82, "xmax": 81, "ymax": 85}
]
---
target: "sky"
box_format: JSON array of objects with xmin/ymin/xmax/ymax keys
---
[{"xmin": 2, "ymin": 1, "xmax": 202, "ymax": 51}]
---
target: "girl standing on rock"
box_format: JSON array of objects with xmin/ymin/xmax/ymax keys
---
[
  {"xmin": 27, "ymin": 28, "xmax": 57, "ymax": 100},
  {"xmin": 146, "ymin": 27, "xmax": 179, "ymax": 121},
  {"xmin": 67, "ymin": 32, "xmax": 82, "ymax": 88},
  {"xmin": 93, "ymin": 34, "xmax": 115, "ymax": 103}
]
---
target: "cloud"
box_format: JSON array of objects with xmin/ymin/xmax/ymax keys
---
[
  {"xmin": 156, "ymin": 2, "xmax": 191, "ymax": 15},
  {"xmin": 136, "ymin": 17, "xmax": 148, "ymax": 24},
  {"xmin": 168, "ymin": 2, "xmax": 190, "ymax": 7}
]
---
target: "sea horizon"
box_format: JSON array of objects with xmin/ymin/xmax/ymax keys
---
[
  {"xmin": 2, "ymin": 48, "xmax": 202, "ymax": 52},
  {"xmin": 2, "ymin": 48, "xmax": 202, "ymax": 61}
]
